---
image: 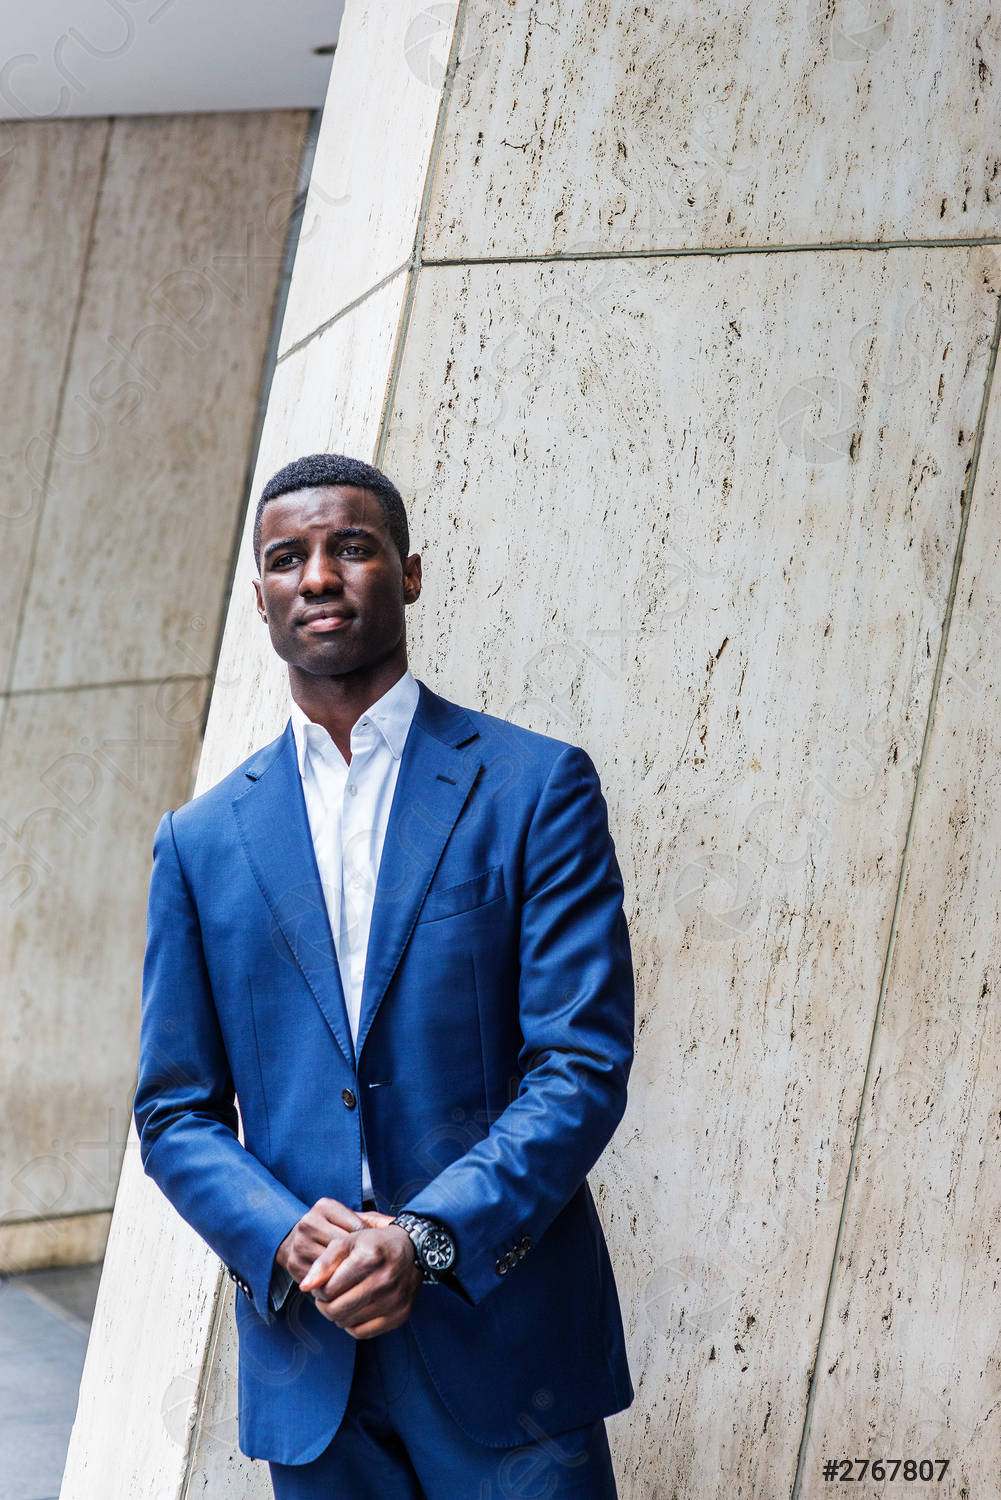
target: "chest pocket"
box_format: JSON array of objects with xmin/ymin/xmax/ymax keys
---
[{"xmin": 416, "ymin": 863, "xmax": 505, "ymax": 924}]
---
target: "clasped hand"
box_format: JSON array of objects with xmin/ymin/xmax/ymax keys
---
[{"xmin": 276, "ymin": 1197, "xmax": 421, "ymax": 1340}]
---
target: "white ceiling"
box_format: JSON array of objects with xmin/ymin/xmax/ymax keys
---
[{"xmin": 0, "ymin": 0, "xmax": 343, "ymax": 120}]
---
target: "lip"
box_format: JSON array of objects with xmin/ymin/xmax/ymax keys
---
[{"xmin": 297, "ymin": 608, "xmax": 354, "ymax": 632}]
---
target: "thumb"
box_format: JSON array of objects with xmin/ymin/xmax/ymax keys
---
[{"xmin": 358, "ymin": 1210, "xmax": 396, "ymax": 1229}]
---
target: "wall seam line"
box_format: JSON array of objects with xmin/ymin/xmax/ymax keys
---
[
  {"xmin": 789, "ymin": 288, "xmax": 1001, "ymax": 1500},
  {"xmin": 1, "ymin": 673, "xmax": 208, "ymax": 700},
  {"xmin": 373, "ymin": 0, "xmax": 470, "ymax": 469},
  {"xmin": 0, "ymin": 118, "xmax": 113, "ymax": 712},
  {"xmin": 0, "ymin": 1206, "xmax": 113, "ymax": 1228},
  {"xmin": 419, "ymin": 235, "xmax": 1001, "ymax": 268},
  {"xmin": 177, "ymin": 1269, "xmax": 229, "ymax": 1500},
  {"xmin": 276, "ymin": 259, "xmax": 411, "ymax": 366}
]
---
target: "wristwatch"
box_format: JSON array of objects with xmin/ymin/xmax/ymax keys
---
[{"xmin": 391, "ymin": 1211, "xmax": 456, "ymax": 1284}]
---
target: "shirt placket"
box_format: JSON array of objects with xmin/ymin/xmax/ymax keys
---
[
  {"xmin": 339, "ymin": 727, "xmax": 377, "ymax": 1026},
  {"xmin": 304, "ymin": 730, "xmax": 346, "ymax": 947}
]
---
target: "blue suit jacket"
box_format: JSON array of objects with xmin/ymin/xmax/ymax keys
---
[{"xmin": 134, "ymin": 678, "xmax": 634, "ymax": 1465}]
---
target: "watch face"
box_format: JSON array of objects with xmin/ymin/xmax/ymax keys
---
[{"xmin": 422, "ymin": 1226, "xmax": 455, "ymax": 1272}]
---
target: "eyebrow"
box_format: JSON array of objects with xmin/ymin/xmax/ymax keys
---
[{"xmin": 263, "ymin": 527, "xmax": 379, "ymax": 561}]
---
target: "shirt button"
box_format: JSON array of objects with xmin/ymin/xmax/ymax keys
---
[
  {"xmin": 347, "ymin": 784, "xmax": 358, "ymax": 796},
  {"xmin": 341, "ymin": 1088, "xmax": 357, "ymax": 1110}
]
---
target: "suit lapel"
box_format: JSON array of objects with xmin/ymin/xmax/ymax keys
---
[
  {"xmin": 355, "ymin": 681, "xmax": 482, "ymax": 1060},
  {"xmin": 232, "ymin": 720, "xmax": 355, "ymax": 1067},
  {"xmin": 231, "ymin": 679, "xmax": 482, "ymax": 1070}
]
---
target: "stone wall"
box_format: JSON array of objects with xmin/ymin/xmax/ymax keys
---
[{"xmin": 65, "ymin": 4, "xmax": 1001, "ymax": 1496}]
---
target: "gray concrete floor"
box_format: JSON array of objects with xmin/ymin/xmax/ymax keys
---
[{"xmin": 0, "ymin": 1262, "xmax": 102, "ymax": 1500}]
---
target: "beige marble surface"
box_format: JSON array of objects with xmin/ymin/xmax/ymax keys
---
[
  {"xmin": 0, "ymin": 120, "xmax": 108, "ymax": 689},
  {"xmin": 0, "ymin": 1210, "xmax": 111, "ymax": 1275},
  {"xmin": 10, "ymin": 111, "xmax": 309, "ymax": 694},
  {"xmin": 800, "ymin": 375, "xmax": 1001, "ymax": 1500},
  {"xmin": 0, "ymin": 678, "xmax": 207, "ymax": 1222},
  {"xmin": 185, "ymin": 1289, "xmax": 271, "ymax": 1498},
  {"xmin": 379, "ymin": 246, "xmax": 997, "ymax": 1497},
  {"xmin": 425, "ymin": 0, "xmax": 1001, "ymax": 259},
  {"xmin": 59, "ymin": 1131, "xmax": 225, "ymax": 1500},
  {"xmin": 277, "ymin": 0, "xmax": 458, "ymax": 358}
]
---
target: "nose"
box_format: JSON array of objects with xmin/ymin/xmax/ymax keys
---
[{"xmin": 299, "ymin": 543, "xmax": 344, "ymax": 596}]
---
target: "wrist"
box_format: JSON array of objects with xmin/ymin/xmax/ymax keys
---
[{"xmin": 274, "ymin": 1228, "xmax": 294, "ymax": 1273}]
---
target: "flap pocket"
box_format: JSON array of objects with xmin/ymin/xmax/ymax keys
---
[{"xmin": 417, "ymin": 863, "xmax": 505, "ymax": 924}]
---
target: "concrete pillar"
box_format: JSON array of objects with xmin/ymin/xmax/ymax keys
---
[{"xmin": 67, "ymin": 3, "xmax": 1001, "ymax": 1496}]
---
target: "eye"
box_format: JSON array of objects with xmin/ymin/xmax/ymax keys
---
[{"xmin": 271, "ymin": 552, "xmax": 299, "ymax": 567}]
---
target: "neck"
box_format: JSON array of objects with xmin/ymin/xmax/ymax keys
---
[{"xmin": 288, "ymin": 656, "xmax": 409, "ymax": 760}]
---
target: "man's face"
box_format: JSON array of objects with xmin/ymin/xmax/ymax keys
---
[{"xmin": 253, "ymin": 484, "xmax": 420, "ymax": 679}]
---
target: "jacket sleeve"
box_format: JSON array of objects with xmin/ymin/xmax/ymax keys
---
[
  {"xmin": 133, "ymin": 809, "xmax": 309, "ymax": 1324},
  {"xmin": 402, "ymin": 744, "xmax": 634, "ymax": 1305}
]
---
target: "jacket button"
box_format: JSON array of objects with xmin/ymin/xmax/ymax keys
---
[
  {"xmin": 495, "ymin": 1258, "xmax": 509, "ymax": 1276},
  {"xmin": 341, "ymin": 1088, "xmax": 357, "ymax": 1110}
]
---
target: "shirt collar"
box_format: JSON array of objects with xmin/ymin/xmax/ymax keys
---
[{"xmin": 288, "ymin": 668, "xmax": 420, "ymax": 777}]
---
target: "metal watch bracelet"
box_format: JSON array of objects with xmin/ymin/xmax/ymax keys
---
[{"xmin": 391, "ymin": 1211, "xmax": 456, "ymax": 1284}]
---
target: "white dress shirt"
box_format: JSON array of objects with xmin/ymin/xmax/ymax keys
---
[{"xmin": 288, "ymin": 666, "xmax": 420, "ymax": 1203}]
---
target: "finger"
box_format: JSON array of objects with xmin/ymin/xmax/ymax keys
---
[
  {"xmin": 320, "ymin": 1255, "xmax": 418, "ymax": 1325},
  {"xmin": 289, "ymin": 1224, "xmax": 349, "ymax": 1282},
  {"xmin": 315, "ymin": 1271, "xmax": 392, "ymax": 1323},
  {"xmin": 358, "ymin": 1210, "xmax": 395, "ymax": 1229},
  {"xmin": 299, "ymin": 1233, "xmax": 355, "ymax": 1291},
  {"xmin": 328, "ymin": 1287, "xmax": 400, "ymax": 1332},
  {"xmin": 313, "ymin": 1298, "xmax": 396, "ymax": 1336},
  {"xmin": 298, "ymin": 1224, "xmax": 344, "ymax": 1261},
  {"xmin": 311, "ymin": 1269, "xmax": 393, "ymax": 1321},
  {"xmin": 307, "ymin": 1249, "xmax": 376, "ymax": 1303},
  {"xmin": 315, "ymin": 1198, "xmax": 364, "ymax": 1234},
  {"xmin": 343, "ymin": 1313, "xmax": 400, "ymax": 1340}
]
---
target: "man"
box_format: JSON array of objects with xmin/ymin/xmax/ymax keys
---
[{"xmin": 134, "ymin": 452, "xmax": 635, "ymax": 1498}]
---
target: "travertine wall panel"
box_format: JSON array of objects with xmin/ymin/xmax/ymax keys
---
[
  {"xmin": 0, "ymin": 120, "xmax": 108, "ymax": 686},
  {"xmin": 424, "ymin": 1, "xmax": 1001, "ymax": 258},
  {"xmin": 11, "ymin": 112, "xmax": 309, "ymax": 693},
  {"xmin": 186, "ymin": 1293, "xmax": 269, "ymax": 1497},
  {"xmin": 379, "ymin": 248, "xmax": 997, "ymax": 1496},
  {"xmin": 58, "ymin": 1135, "xmax": 224, "ymax": 1500},
  {"xmin": 799, "ymin": 385, "xmax": 1001, "ymax": 1499},
  {"xmin": 0, "ymin": 680, "xmax": 207, "ymax": 1224},
  {"xmin": 277, "ymin": 0, "xmax": 451, "ymax": 357},
  {"xmin": 0, "ymin": 1211, "xmax": 111, "ymax": 1273}
]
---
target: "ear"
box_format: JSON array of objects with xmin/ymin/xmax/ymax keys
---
[
  {"xmin": 252, "ymin": 575, "xmax": 267, "ymax": 622},
  {"xmin": 403, "ymin": 552, "xmax": 422, "ymax": 602}
]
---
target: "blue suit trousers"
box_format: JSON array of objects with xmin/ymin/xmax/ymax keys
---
[{"xmin": 268, "ymin": 1322, "xmax": 618, "ymax": 1500}]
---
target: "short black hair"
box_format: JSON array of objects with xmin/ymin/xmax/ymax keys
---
[{"xmin": 253, "ymin": 453, "xmax": 410, "ymax": 570}]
